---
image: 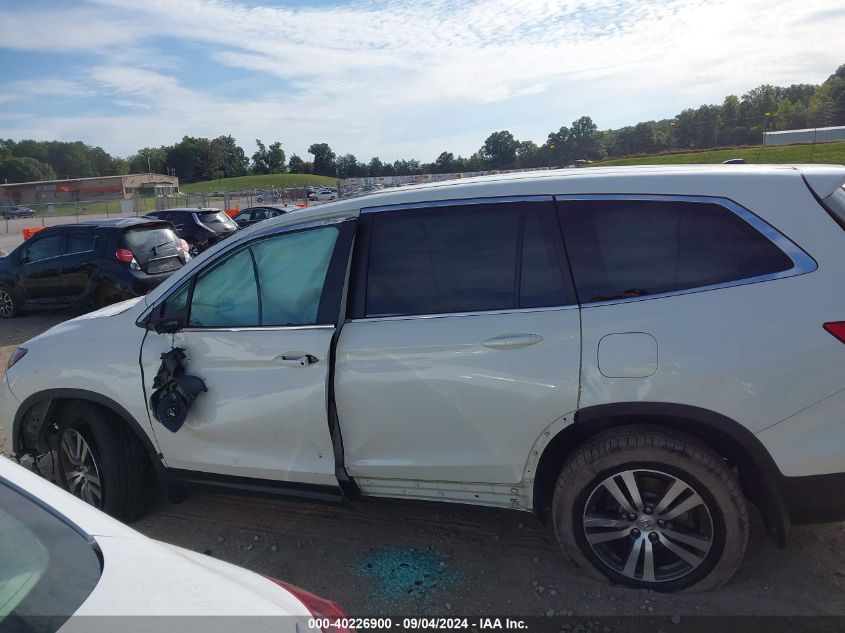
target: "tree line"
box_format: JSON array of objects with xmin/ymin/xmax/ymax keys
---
[{"xmin": 1, "ymin": 63, "xmax": 842, "ymax": 185}]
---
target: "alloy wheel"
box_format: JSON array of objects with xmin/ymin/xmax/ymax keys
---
[
  {"xmin": 188, "ymin": 243, "xmax": 200, "ymax": 258},
  {"xmin": 60, "ymin": 428, "xmax": 103, "ymax": 508},
  {"xmin": 0, "ymin": 289, "xmax": 14, "ymax": 317},
  {"xmin": 581, "ymin": 468, "xmax": 714, "ymax": 584}
]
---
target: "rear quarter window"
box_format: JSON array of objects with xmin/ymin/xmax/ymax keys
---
[{"xmin": 559, "ymin": 198, "xmax": 796, "ymax": 303}]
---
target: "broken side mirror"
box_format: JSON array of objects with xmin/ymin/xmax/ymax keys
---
[{"xmin": 146, "ymin": 303, "xmax": 186, "ymax": 334}]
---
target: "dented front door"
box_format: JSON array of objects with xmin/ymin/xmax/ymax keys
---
[{"xmin": 139, "ymin": 220, "xmax": 355, "ymax": 486}]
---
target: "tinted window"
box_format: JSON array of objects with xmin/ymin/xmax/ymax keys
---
[
  {"xmin": 197, "ymin": 210, "xmax": 237, "ymax": 230},
  {"xmin": 366, "ymin": 201, "xmax": 568, "ymax": 317},
  {"xmin": 520, "ymin": 209, "xmax": 569, "ymax": 308},
  {"xmin": 559, "ymin": 199, "xmax": 795, "ymax": 303},
  {"xmin": 23, "ymin": 234, "xmax": 63, "ymax": 263},
  {"xmin": 251, "ymin": 227, "xmax": 339, "ymax": 325},
  {"xmin": 66, "ymin": 231, "xmax": 96, "ymax": 254},
  {"xmin": 187, "ymin": 226, "xmax": 339, "ymax": 327},
  {"xmin": 0, "ymin": 480, "xmax": 101, "ymax": 632},
  {"xmin": 189, "ymin": 249, "xmax": 259, "ymax": 327}
]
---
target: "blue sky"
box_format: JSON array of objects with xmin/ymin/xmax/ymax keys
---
[{"xmin": 0, "ymin": 0, "xmax": 843, "ymax": 162}]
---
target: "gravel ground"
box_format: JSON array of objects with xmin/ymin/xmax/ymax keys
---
[{"xmin": 2, "ymin": 310, "xmax": 845, "ymax": 627}]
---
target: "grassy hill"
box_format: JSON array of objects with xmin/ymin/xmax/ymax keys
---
[
  {"xmin": 181, "ymin": 173, "xmax": 341, "ymax": 193},
  {"xmin": 591, "ymin": 141, "xmax": 845, "ymax": 167}
]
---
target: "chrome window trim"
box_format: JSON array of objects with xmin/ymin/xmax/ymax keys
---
[
  {"xmin": 360, "ymin": 194, "xmax": 553, "ymax": 214},
  {"xmin": 180, "ymin": 324, "xmax": 335, "ymax": 333},
  {"xmin": 554, "ymin": 193, "xmax": 818, "ymax": 308},
  {"xmin": 349, "ymin": 304, "xmax": 578, "ymax": 324}
]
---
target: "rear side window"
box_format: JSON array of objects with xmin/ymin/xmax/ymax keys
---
[
  {"xmin": 558, "ymin": 199, "xmax": 795, "ymax": 304},
  {"xmin": 65, "ymin": 231, "xmax": 96, "ymax": 254},
  {"xmin": 365, "ymin": 201, "xmax": 571, "ymax": 317}
]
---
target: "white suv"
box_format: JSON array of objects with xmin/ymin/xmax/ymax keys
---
[{"xmin": 3, "ymin": 164, "xmax": 845, "ymax": 592}]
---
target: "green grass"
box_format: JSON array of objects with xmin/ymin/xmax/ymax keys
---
[
  {"xmin": 181, "ymin": 173, "xmax": 342, "ymax": 193},
  {"xmin": 590, "ymin": 141, "xmax": 845, "ymax": 167}
]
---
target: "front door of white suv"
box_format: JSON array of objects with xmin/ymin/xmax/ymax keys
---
[
  {"xmin": 334, "ymin": 198, "xmax": 581, "ymax": 506},
  {"xmin": 139, "ymin": 219, "xmax": 354, "ymax": 486}
]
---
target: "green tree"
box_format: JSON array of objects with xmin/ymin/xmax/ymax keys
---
[
  {"xmin": 0, "ymin": 156, "xmax": 57, "ymax": 183},
  {"xmin": 213, "ymin": 135, "xmax": 248, "ymax": 178},
  {"xmin": 308, "ymin": 143, "xmax": 336, "ymax": 176},
  {"xmin": 481, "ymin": 130, "xmax": 519, "ymax": 169},
  {"xmin": 515, "ymin": 141, "xmax": 539, "ymax": 168},
  {"xmin": 335, "ymin": 153, "xmax": 358, "ymax": 178},
  {"xmin": 434, "ymin": 151, "xmax": 456, "ymax": 173},
  {"xmin": 251, "ymin": 139, "xmax": 269, "ymax": 174},
  {"xmin": 368, "ymin": 156, "xmax": 384, "ymax": 177},
  {"xmin": 267, "ymin": 142, "xmax": 286, "ymax": 174},
  {"xmin": 569, "ymin": 116, "xmax": 603, "ymax": 159},
  {"xmin": 128, "ymin": 147, "xmax": 167, "ymax": 174},
  {"xmin": 288, "ymin": 154, "xmax": 306, "ymax": 174}
]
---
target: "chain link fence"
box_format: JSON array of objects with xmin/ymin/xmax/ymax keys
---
[{"xmin": 1, "ymin": 188, "xmax": 312, "ymax": 236}]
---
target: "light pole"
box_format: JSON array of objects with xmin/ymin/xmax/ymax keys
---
[{"xmin": 147, "ymin": 156, "xmax": 152, "ymax": 174}]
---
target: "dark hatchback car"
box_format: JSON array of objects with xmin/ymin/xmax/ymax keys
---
[
  {"xmin": 0, "ymin": 218, "xmax": 189, "ymax": 318},
  {"xmin": 145, "ymin": 208, "xmax": 238, "ymax": 256},
  {"xmin": 231, "ymin": 205, "xmax": 294, "ymax": 228}
]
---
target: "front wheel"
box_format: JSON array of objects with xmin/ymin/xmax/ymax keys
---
[
  {"xmin": 57, "ymin": 401, "xmax": 148, "ymax": 521},
  {"xmin": 552, "ymin": 426, "xmax": 749, "ymax": 592},
  {"xmin": 186, "ymin": 240, "xmax": 201, "ymax": 258},
  {"xmin": 0, "ymin": 286, "xmax": 21, "ymax": 318}
]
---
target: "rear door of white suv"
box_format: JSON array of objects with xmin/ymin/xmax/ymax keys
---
[
  {"xmin": 139, "ymin": 219, "xmax": 355, "ymax": 487},
  {"xmin": 334, "ymin": 197, "xmax": 581, "ymax": 507}
]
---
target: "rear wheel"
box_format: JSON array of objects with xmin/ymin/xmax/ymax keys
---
[
  {"xmin": 186, "ymin": 240, "xmax": 200, "ymax": 258},
  {"xmin": 552, "ymin": 426, "xmax": 748, "ymax": 592},
  {"xmin": 0, "ymin": 286, "xmax": 21, "ymax": 318},
  {"xmin": 57, "ymin": 401, "xmax": 148, "ymax": 521}
]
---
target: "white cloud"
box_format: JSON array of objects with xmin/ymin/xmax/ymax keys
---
[{"xmin": 0, "ymin": 0, "xmax": 843, "ymax": 161}]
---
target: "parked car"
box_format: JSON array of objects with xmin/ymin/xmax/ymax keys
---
[
  {"xmin": 0, "ymin": 218, "xmax": 189, "ymax": 318},
  {"xmin": 2, "ymin": 206, "xmax": 38, "ymax": 219},
  {"xmin": 145, "ymin": 208, "xmax": 238, "ymax": 257},
  {"xmin": 232, "ymin": 205, "xmax": 295, "ymax": 229},
  {"xmin": 4, "ymin": 165, "xmax": 845, "ymax": 593},
  {"xmin": 0, "ymin": 457, "xmax": 350, "ymax": 630},
  {"xmin": 308, "ymin": 191, "xmax": 336, "ymax": 201}
]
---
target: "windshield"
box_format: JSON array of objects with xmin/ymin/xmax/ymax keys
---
[
  {"xmin": 0, "ymin": 479, "xmax": 101, "ymax": 631},
  {"xmin": 197, "ymin": 211, "xmax": 237, "ymax": 230}
]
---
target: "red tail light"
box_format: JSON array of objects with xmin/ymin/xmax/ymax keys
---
[
  {"xmin": 823, "ymin": 322, "xmax": 845, "ymax": 344},
  {"xmin": 115, "ymin": 248, "xmax": 135, "ymax": 263},
  {"xmin": 179, "ymin": 239, "xmax": 189, "ymax": 254},
  {"xmin": 265, "ymin": 577, "xmax": 352, "ymax": 632}
]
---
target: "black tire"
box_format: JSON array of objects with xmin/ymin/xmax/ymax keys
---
[
  {"xmin": 0, "ymin": 285, "xmax": 21, "ymax": 318},
  {"xmin": 56, "ymin": 401, "xmax": 148, "ymax": 521},
  {"xmin": 552, "ymin": 425, "xmax": 748, "ymax": 592},
  {"xmin": 186, "ymin": 240, "xmax": 201, "ymax": 258}
]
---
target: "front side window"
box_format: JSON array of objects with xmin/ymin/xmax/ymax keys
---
[
  {"xmin": 187, "ymin": 225, "xmax": 339, "ymax": 328},
  {"xmin": 22, "ymin": 234, "xmax": 64, "ymax": 264},
  {"xmin": 558, "ymin": 198, "xmax": 796, "ymax": 304},
  {"xmin": 365, "ymin": 200, "xmax": 570, "ymax": 318}
]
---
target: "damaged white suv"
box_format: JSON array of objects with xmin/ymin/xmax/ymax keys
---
[{"xmin": 3, "ymin": 164, "xmax": 845, "ymax": 592}]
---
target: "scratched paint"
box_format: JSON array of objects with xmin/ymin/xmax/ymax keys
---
[{"xmin": 358, "ymin": 548, "xmax": 459, "ymax": 602}]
